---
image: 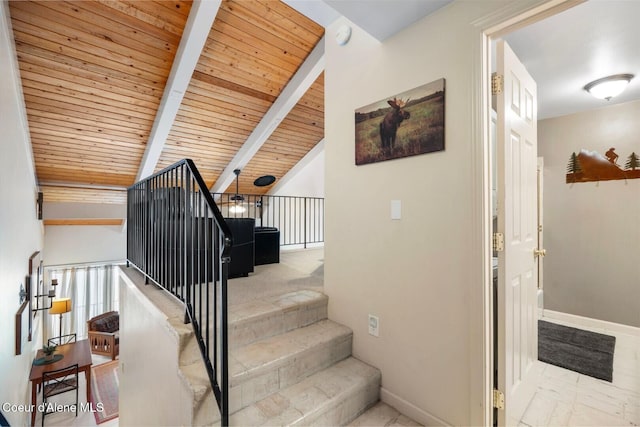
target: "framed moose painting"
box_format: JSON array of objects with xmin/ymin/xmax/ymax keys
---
[{"xmin": 355, "ymin": 78, "xmax": 445, "ymax": 166}]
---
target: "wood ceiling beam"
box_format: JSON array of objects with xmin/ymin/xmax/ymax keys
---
[
  {"xmin": 135, "ymin": 0, "xmax": 221, "ymax": 181},
  {"xmin": 210, "ymin": 36, "xmax": 325, "ymax": 194}
]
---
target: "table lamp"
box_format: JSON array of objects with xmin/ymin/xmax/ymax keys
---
[{"xmin": 49, "ymin": 298, "xmax": 72, "ymax": 340}]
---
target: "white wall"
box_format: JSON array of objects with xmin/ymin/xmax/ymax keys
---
[
  {"xmin": 539, "ymin": 100, "xmax": 640, "ymax": 327},
  {"xmin": 323, "ymin": 2, "xmax": 543, "ymax": 425},
  {"xmin": 42, "ymin": 202, "xmax": 127, "ymax": 266},
  {"xmin": 43, "ymin": 201, "xmax": 126, "ymax": 219},
  {"xmin": 44, "ymin": 225, "xmax": 126, "ymax": 266},
  {"xmin": 118, "ymin": 267, "xmax": 206, "ymax": 426},
  {"xmin": 0, "ymin": 2, "xmax": 44, "ymax": 424}
]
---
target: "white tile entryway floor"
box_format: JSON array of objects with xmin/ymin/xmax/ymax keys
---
[{"xmin": 520, "ymin": 318, "xmax": 640, "ymax": 427}]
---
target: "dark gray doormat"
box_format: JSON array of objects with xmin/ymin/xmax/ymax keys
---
[{"xmin": 538, "ymin": 320, "xmax": 616, "ymax": 382}]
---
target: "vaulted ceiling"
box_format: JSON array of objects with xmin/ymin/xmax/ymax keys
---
[
  {"xmin": 12, "ymin": 0, "xmax": 639, "ymax": 226},
  {"xmin": 9, "ymin": 0, "xmax": 325, "ymax": 224}
]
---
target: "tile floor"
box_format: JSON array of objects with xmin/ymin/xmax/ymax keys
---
[
  {"xmin": 520, "ymin": 318, "xmax": 640, "ymax": 427},
  {"xmin": 32, "ymin": 354, "xmax": 118, "ymax": 427}
]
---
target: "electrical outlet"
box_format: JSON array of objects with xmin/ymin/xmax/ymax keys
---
[{"xmin": 368, "ymin": 314, "xmax": 379, "ymax": 337}]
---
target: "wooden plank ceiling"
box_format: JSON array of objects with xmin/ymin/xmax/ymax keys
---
[{"xmin": 9, "ymin": 0, "xmax": 324, "ymax": 223}]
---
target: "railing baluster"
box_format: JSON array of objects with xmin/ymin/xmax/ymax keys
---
[
  {"xmin": 211, "ymin": 193, "xmax": 324, "ymax": 248},
  {"xmin": 130, "ymin": 185, "xmax": 326, "ymax": 423},
  {"xmin": 221, "ymin": 253, "xmax": 229, "ymax": 427}
]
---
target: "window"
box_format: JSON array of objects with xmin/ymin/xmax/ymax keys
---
[{"xmin": 46, "ymin": 264, "xmax": 120, "ymax": 340}]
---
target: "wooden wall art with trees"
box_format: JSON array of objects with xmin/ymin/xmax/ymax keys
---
[{"xmin": 566, "ymin": 148, "xmax": 640, "ymax": 183}]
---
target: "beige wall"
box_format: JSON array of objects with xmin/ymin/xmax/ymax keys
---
[
  {"xmin": 539, "ymin": 100, "xmax": 640, "ymax": 327},
  {"xmin": 0, "ymin": 2, "xmax": 45, "ymax": 425},
  {"xmin": 323, "ymin": 1, "xmax": 546, "ymax": 424},
  {"xmin": 118, "ymin": 267, "xmax": 201, "ymax": 426},
  {"xmin": 44, "ymin": 224, "xmax": 126, "ymax": 266}
]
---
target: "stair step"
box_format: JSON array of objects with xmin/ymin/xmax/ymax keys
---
[
  {"xmin": 229, "ymin": 319, "xmax": 352, "ymax": 413},
  {"xmin": 230, "ymin": 357, "xmax": 381, "ymax": 426},
  {"xmin": 178, "ymin": 360, "xmax": 217, "ymax": 425},
  {"xmin": 348, "ymin": 402, "xmax": 423, "ymax": 426},
  {"xmin": 229, "ymin": 290, "xmax": 328, "ymax": 349}
]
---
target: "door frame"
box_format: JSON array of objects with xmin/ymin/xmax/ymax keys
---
[
  {"xmin": 474, "ymin": 1, "xmax": 584, "ymax": 425},
  {"xmin": 537, "ymin": 156, "xmax": 544, "ymax": 294}
]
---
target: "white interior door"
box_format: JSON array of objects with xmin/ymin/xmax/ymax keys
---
[{"xmin": 496, "ymin": 39, "xmax": 539, "ymax": 426}]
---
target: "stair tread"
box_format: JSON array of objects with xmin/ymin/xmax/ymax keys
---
[
  {"xmin": 229, "ymin": 289, "xmax": 329, "ymax": 350},
  {"xmin": 230, "ymin": 319, "xmax": 351, "ymax": 385},
  {"xmin": 178, "ymin": 361, "xmax": 212, "ymax": 401},
  {"xmin": 229, "ymin": 290, "xmax": 327, "ymax": 324},
  {"xmin": 231, "ymin": 357, "xmax": 381, "ymax": 426}
]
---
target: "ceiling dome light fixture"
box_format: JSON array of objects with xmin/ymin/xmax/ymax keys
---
[{"xmin": 584, "ymin": 74, "xmax": 634, "ymax": 101}]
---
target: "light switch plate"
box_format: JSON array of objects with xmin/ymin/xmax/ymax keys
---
[{"xmin": 391, "ymin": 200, "xmax": 401, "ymax": 220}]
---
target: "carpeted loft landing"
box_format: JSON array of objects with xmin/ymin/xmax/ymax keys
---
[{"xmin": 538, "ymin": 320, "xmax": 616, "ymax": 382}]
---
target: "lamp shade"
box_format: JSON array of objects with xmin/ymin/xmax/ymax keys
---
[{"xmin": 50, "ymin": 298, "xmax": 72, "ymax": 314}]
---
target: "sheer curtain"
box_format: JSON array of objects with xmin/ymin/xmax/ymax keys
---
[{"xmin": 45, "ymin": 264, "xmax": 120, "ymax": 342}]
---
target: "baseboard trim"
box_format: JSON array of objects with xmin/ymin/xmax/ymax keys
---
[
  {"xmin": 380, "ymin": 388, "xmax": 451, "ymax": 426},
  {"xmin": 542, "ymin": 309, "xmax": 640, "ymax": 337}
]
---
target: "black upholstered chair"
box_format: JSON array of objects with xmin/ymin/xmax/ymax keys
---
[{"xmin": 225, "ymin": 218, "xmax": 255, "ymax": 278}]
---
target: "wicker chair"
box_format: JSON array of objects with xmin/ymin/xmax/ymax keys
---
[{"xmin": 87, "ymin": 311, "xmax": 119, "ymax": 360}]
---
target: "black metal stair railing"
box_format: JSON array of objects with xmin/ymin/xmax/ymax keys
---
[
  {"xmin": 213, "ymin": 193, "xmax": 325, "ymax": 248},
  {"xmin": 127, "ymin": 159, "xmax": 232, "ymax": 426}
]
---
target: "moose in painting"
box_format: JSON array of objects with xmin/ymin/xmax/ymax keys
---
[{"xmin": 379, "ymin": 97, "xmax": 410, "ymax": 152}]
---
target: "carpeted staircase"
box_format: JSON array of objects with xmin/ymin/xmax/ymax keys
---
[{"xmin": 183, "ymin": 289, "xmax": 382, "ymax": 426}]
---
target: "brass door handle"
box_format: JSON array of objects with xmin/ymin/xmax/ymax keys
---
[{"xmin": 534, "ymin": 248, "xmax": 546, "ymax": 258}]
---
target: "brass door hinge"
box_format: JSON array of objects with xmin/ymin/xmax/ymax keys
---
[
  {"xmin": 493, "ymin": 389, "xmax": 505, "ymax": 410},
  {"xmin": 492, "ymin": 73, "xmax": 504, "ymax": 95},
  {"xmin": 493, "ymin": 232, "xmax": 504, "ymax": 252}
]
